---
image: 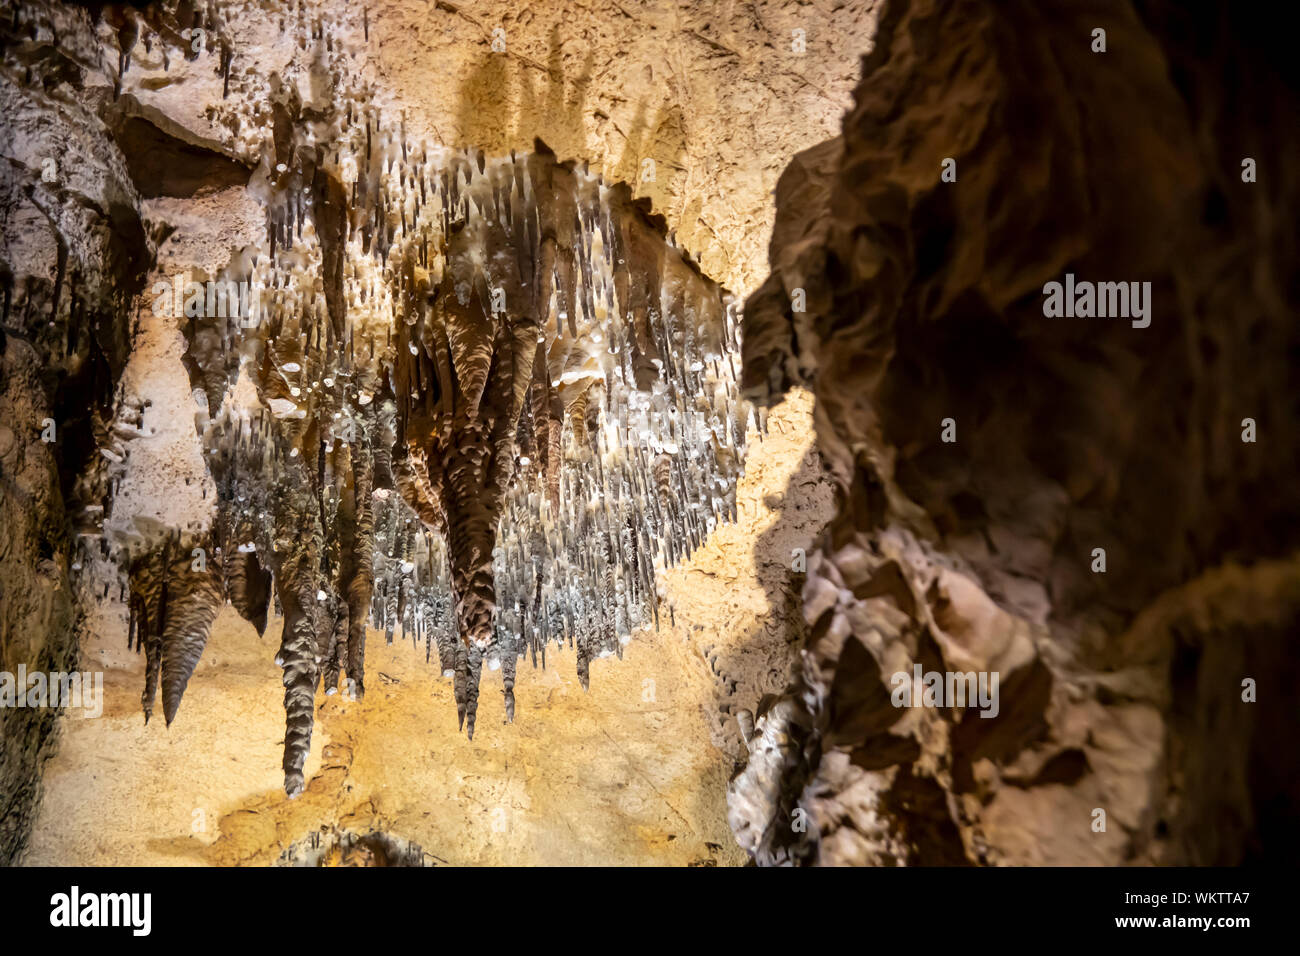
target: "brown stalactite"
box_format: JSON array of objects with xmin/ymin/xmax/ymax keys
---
[
  {"xmin": 158, "ymin": 553, "xmax": 223, "ymax": 726},
  {"xmin": 270, "ymin": 458, "xmax": 326, "ymax": 798}
]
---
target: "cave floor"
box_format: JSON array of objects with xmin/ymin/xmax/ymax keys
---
[{"xmin": 24, "ymin": 392, "xmax": 831, "ymax": 867}]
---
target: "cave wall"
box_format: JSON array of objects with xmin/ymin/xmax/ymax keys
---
[
  {"xmin": 0, "ymin": 6, "xmax": 157, "ymax": 861},
  {"xmin": 734, "ymin": 0, "xmax": 1300, "ymax": 865}
]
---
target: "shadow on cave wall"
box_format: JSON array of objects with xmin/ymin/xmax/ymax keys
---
[
  {"xmin": 708, "ymin": 432, "xmax": 832, "ymax": 761},
  {"xmin": 450, "ymin": 18, "xmax": 686, "ymax": 217}
]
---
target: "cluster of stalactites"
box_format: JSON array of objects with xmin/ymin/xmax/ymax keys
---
[
  {"xmin": 125, "ymin": 93, "xmax": 751, "ymax": 791},
  {"xmin": 363, "ymin": 138, "xmax": 753, "ymax": 736},
  {"xmin": 491, "ymin": 318, "xmax": 751, "ymax": 695}
]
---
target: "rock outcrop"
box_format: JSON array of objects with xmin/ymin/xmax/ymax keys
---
[
  {"xmin": 733, "ymin": 0, "xmax": 1300, "ymax": 865},
  {"xmin": 0, "ymin": 3, "xmax": 157, "ymax": 862}
]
